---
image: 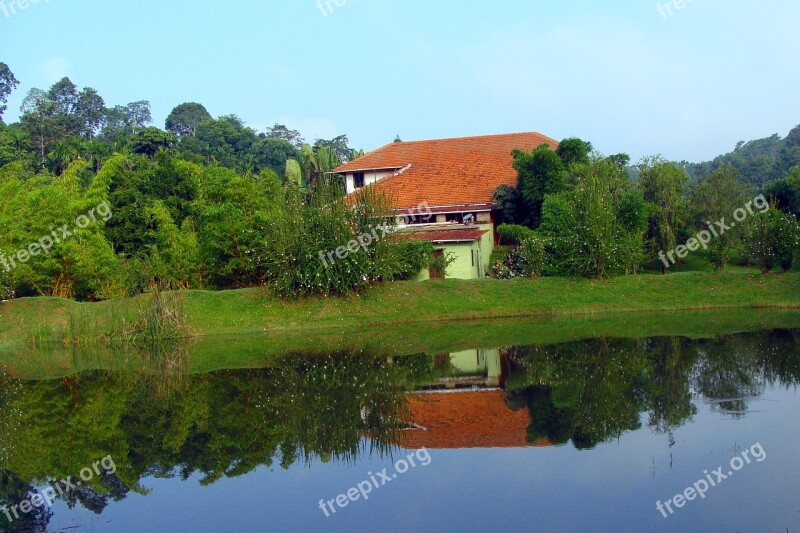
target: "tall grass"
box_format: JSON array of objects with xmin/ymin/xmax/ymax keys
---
[
  {"xmin": 63, "ymin": 282, "xmax": 190, "ymax": 346},
  {"xmin": 117, "ymin": 283, "xmax": 190, "ymax": 344}
]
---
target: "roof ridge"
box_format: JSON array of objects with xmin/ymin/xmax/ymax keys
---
[{"xmin": 388, "ymin": 131, "xmax": 555, "ymax": 145}]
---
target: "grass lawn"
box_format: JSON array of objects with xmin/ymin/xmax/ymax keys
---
[{"xmin": 1, "ymin": 271, "xmax": 798, "ymax": 352}]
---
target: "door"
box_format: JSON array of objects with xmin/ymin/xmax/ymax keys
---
[{"xmin": 429, "ymin": 249, "xmax": 444, "ymax": 279}]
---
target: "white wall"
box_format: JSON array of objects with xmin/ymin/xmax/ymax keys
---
[{"xmin": 344, "ymin": 170, "xmax": 398, "ymax": 194}]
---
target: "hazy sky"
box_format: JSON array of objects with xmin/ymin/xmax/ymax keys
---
[{"xmin": 2, "ymin": 0, "xmax": 799, "ymax": 162}]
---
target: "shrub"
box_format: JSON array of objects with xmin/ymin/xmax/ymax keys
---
[
  {"xmin": 770, "ymin": 209, "xmax": 800, "ymax": 271},
  {"xmin": 747, "ymin": 208, "xmax": 800, "ymax": 273},
  {"xmin": 391, "ymin": 240, "xmax": 435, "ymax": 280},
  {"xmin": 429, "ymin": 251, "xmax": 456, "ymax": 279},
  {"xmin": 497, "ymin": 224, "xmax": 537, "ymax": 245},
  {"xmin": 491, "ymin": 235, "xmax": 546, "ymax": 279}
]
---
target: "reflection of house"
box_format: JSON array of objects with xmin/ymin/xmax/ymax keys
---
[
  {"xmin": 420, "ymin": 349, "xmax": 506, "ymax": 390},
  {"xmin": 401, "ymin": 390, "xmax": 552, "ymax": 450},
  {"xmin": 399, "ymin": 349, "xmax": 551, "ymax": 449},
  {"xmin": 332, "ymin": 132, "xmax": 558, "ymax": 280}
]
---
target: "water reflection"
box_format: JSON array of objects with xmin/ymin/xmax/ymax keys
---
[{"xmin": 0, "ymin": 329, "xmax": 798, "ymax": 530}]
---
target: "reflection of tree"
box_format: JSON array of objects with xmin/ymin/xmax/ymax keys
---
[
  {"xmin": 1, "ymin": 331, "xmax": 798, "ymax": 521},
  {"xmin": 505, "ymin": 339, "xmax": 650, "ymax": 450},
  {"xmin": 690, "ymin": 330, "xmax": 800, "ymax": 418},
  {"xmin": 503, "ymin": 330, "xmax": 800, "ymax": 449},
  {"xmin": 0, "ymin": 350, "xmax": 433, "ymax": 521},
  {"xmin": 0, "ymin": 469, "xmax": 52, "ymax": 533},
  {"xmin": 646, "ymin": 337, "xmax": 698, "ymax": 434}
]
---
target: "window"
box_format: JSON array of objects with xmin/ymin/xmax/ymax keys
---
[{"xmin": 353, "ymin": 172, "xmax": 365, "ymax": 189}]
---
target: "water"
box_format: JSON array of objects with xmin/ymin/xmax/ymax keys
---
[{"xmin": 1, "ymin": 327, "xmax": 799, "ymax": 532}]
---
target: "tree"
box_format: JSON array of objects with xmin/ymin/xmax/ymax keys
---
[
  {"xmin": 690, "ymin": 165, "xmax": 751, "ymax": 269},
  {"xmin": 556, "ymin": 138, "xmax": 593, "ymax": 168},
  {"xmin": 251, "ymin": 137, "xmax": 298, "ymax": 176},
  {"xmin": 166, "ymin": 102, "xmax": 211, "ymax": 138},
  {"xmin": 129, "ymin": 127, "xmax": 176, "ymax": 157},
  {"xmin": 537, "ymin": 159, "xmax": 647, "ymax": 277},
  {"xmin": 101, "ymin": 101, "xmax": 152, "ymax": 140},
  {"xmin": 637, "ymin": 157, "xmax": 689, "ymax": 273},
  {"xmin": 514, "ymin": 143, "xmax": 566, "ymax": 227},
  {"xmin": 20, "ymin": 88, "xmax": 64, "ymax": 163},
  {"xmin": 47, "ymin": 77, "xmax": 79, "ymax": 115},
  {"xmin": 492, "ymin": 184, "xmax": 521, "ymax": 225},
  {"xmin": 75, "ymin": 87, "xmax": 107, "ymax": 139},
  {"xmin": 747, "ymin": 208, "xmax": 800, "ymax": 273},
  {"xmin": 300, "ymin": 143, "xmax": 342, "ymax": 186},
  {"xmin": 125, "ymin": 101, "xmax": 152, "ymax": 134},
  {"xmin": 787, "ymin": 166, "xmax": 800, "ymax": 218},
  {"xmin": 0, "ymin": 62, "xmax": 19, "ymax": 122},
  {"xmin": 265, "ymin": 124, "xmax": 304, "ymax": 149},
  {"xmin": 284, "ymin": 158, "xmax": 302, "ymax": 187},
  {"xmin": 314, "ymin": 135, "xmax": 353, "ymax": 163}
]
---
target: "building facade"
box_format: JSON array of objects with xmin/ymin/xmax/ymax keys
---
[{"xmin": 332, "ymin": 132, "xmax": 558, "ymax": 279}]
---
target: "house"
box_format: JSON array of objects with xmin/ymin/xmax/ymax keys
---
[{"xmin": 332, "ymin": 132, "xmax": 559, "ymax": 279}]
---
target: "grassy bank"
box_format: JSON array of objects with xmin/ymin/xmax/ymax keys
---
[
  {"xmin": 1, "ymin": 272, "xmax": 799, "ymax": 351},
  {"xmin": 3, "ymin": 308, "xmax": 800, "ymax": 379}
]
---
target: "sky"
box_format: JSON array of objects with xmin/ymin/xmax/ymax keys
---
[{"xmin": 1, "ymin": 0, "xmax": 799, "ymax": 162}]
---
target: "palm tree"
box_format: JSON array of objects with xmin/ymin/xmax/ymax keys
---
[{"xmin": 47, "ymin": 139, "xmax": 79, "ymax": 175}]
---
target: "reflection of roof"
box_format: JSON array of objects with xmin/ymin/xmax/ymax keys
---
[
  {"xmin": 333, "ymin": 132, "xmax": 558, "ymax": 209},
  {"xmin": 404, "ymin": 227, "xmax": 489, "ymax": 243},
  {"xmin": 400, "ymin": 390, "xmax": 552, "ymax": 450}
]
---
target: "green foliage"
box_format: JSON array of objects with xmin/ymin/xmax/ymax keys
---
[
  {"xmin": 251, "ymin": 184, "xmax": 423, "ymax": 299},
  {"xmin": 747, "ymin": 208, "xmax": 800, "ymax": 272},
  {"xmin": 165, "ymin": 102, "xmax": 211, "ymax": 138},
  {"xmin": 497, "ymin": 224, "xmax": 537, "ymax": 244},
  {"xmin": 765, "ymin": 166, "xmax": 800, "ymax": 219},
  {"xmin": 514, "ymin": 143, "xmax": 566, "ymax": 226},
  {"xmin": 556, "ymin": 137, "xmax": 593, "ymax": 168},
  {"xmin": 491, "ymin": 235, "xmax": 546, "ymax": 279},
  {"xmin": 637, "ymin": 157, "xmax": 689, "ymax": 271},
  {"xmin": 391, "ymin": 240, "xmax": 435, "ymax": 280},
  {"xmin": 690, "ymin": 165, "xmax": 753, "ymax": 270},
  {"xmin": 429, "ymin": 250, "xmax": 456, "ymax": 279},
  {"xmin": 129, "ymin": 127, "xmax": 176, "ymax": 156},
  {"xmin": 686, "ymin": 125, "xmax": 800, "ymax": 187},
  {"xmin": 0, "ymin": 62, "xmax": 19, "ymax": 122},
  {"xmin": 492, "ymin": 184, "xmax": 521, "ymax": 225},
  {"xmin": 540, "ymin": 160, "xmax": 647, "ymax": 277},
  {"xmin": 284, "ymin": 158, "xmax": 303, "ymax": 187}
]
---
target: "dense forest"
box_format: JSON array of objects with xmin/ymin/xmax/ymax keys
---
[
  {"xmin": 0, "ymin": 64, "xmax": 430, "ymax": 301},
  {"xmin": 0, "ymin": 62, "xmax": 798, "ymax": 302},
  {"xmin": 490, "ymin": 136, "xmax": 800, "ymax": 278},
  {"xmin": 683, "ymin": 126, "xmax": 800, "ymax": 187}
]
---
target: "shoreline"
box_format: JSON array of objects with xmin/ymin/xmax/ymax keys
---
[{"xmin": 0, "ymin": 272, "xmax": 798, "ymax": 352}]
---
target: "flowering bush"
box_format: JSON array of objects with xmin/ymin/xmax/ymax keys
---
[
  {"xmin": 747, "ymin": 208, "xmax": 800, "ymax": 273},
  {"xmin": 491, "ymin": 235, "xmax": 546, "ymax": 279}
]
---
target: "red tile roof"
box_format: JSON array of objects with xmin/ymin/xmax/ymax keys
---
[
  {"xmin": 406, "ymin": 227, "xmax": 489, "ymax": 243},
  {"xmin": 334, "ymin": 132, "xmax": 558, "ymax": 210},
  {"xmin": 400, "ymin": 390, "xmax": 552, "ymax": 450}
]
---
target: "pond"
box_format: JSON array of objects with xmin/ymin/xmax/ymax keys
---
[{"xmin": 1, "ymin": 317, "xmax": 799, "ymax": 532}]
